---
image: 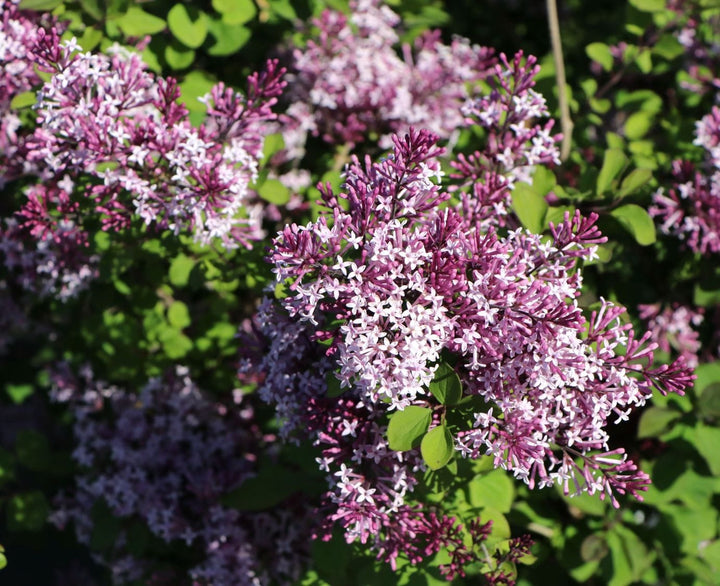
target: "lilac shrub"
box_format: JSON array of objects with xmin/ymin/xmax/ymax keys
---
[
  {"xmin": 50, "ymin": 365, "xmax": 312, "ymax": 586},
  {"xmin": 650, "ymin": 106, "xmax": 720, "ymax": 254},
  {"xmin": 284, "ymin": 0, "xmax": 495, "ymax": 149},
  {"xmin": 250, "ymin": 108, "xmax": 693, "ymax": 574}
]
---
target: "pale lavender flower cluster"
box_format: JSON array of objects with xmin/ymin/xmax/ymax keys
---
[
  {"xmin": 253, "ymin": 125, "xmax": 693, "ymax": 573},
  {"xmin": 12, "ymin": 31, "xmax": 285, "ymax": 248},
  {"xmin": 650, "ymin": 106, "xmax": 720, "ymax": 254},
  {"xmin": 285, "ymin": 0, "xmax": 495, "ymax": 148},
  {"xmin": 50, "ymin": 365, "xmax": 311, "ymax": 586},
  {"xmin": 638, "ymin": 303, "xmax": 704, "ymax": 369}
]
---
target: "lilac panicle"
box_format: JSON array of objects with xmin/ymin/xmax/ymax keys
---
[
  {"xmin": 1, "ymin": 11, "xmax": 286, "ymax": 253},
  {"xmin": 452, "ymin": 51, "xmax": 561, "ymax": 230},
  {"xmin": 252, "ymin": 120, "xmax": 694, "ymax": 573},
  {"xmin": 285, "ymin": 0, "xmax": 495, "ymax": 148},
  {"xmin": 50, "ymin": 365, "xmax": 312, "ymax": 586},
  {"xmin": 650, "ymin": 106, "xmax": 720, "ymax": 254}
]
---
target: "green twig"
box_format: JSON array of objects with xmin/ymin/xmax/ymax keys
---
[{"xmin": 547, "ymin": 0, "xmax": 573, "ymax": 161}]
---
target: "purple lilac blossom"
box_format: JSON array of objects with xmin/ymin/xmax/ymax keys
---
[
  {"xmin": 50, "ymin": 365, "xmax": 312, "ymax": 586},
  {"xmin": 284, "ymin": 0, "xmax": 495, "ymax": 149},
  {"xmin": 249, "ymin": 122, "xmax": 693, "ymax": 572},
  {"xmin": 638, "ymin": 303, "xmax": 704, "ymax": 369},
  {"xmin": 0, "ymin": 0, "xmax": 49, "ymax": 184},
  {"xmin": 452, "ymin": 51, "xmax": 561, "ymax": 230},
  {"xmin": 650, "ymin": 106, "xmax": 720, "ymax": 254}
]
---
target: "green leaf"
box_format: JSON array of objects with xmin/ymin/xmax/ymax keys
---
[
  {"xmin": 694, "ymin": 424, "xmax": 720, "ymax": 475},
  {"xmin": 387, "ymin": 406, "xmax": 432, "ymax": 451},
  {"xmin": 78, "ymin": 0, "xmax": 102, "ymax": 20},
  {"xmin": 636, "ymin": 50, "xmax": 652, "ymax": 73},
  {"xmin": 637, "ymin": 406, "xmax": 680, "ymax": 438},
  {"xmin": 207, "ymin": 19, "xmax": 251, "ymax": 56},
  {"xmin": 222, "ymin": 464, "xmax": 300, "ymax": 510},
  {"xmin": 665, "ymin": 504, "xmax": 718, "ymax": 554},
  {"xmin": 695, "ymin": 362, "xmax": 720, "ymax": 394},
  {"xmin": 468, "ymin": 469, "xmax": 515, "ymax": 513},
  {"xmin": 0, "ymin": 449, "xmax": 16, "ymax": 488},
  {"xmin": 159, "ymin": 328, "xmax": 193, "ymax": 359},
  {"xmin": 610, "ymin": 204, "xmax": 656, "ymax": 245},
  {"xmin": 428, "ymin": 362, "xmax": 462, "ymax": 405},
  {"xmin": 5, "ymin": 384, "xmax": 33, "ymax": 404},
  {"xmin": 624, "ymin": 111, "xmax": 653, "ymax": 140},
  {"xmin": 18, "ymin": 0, "xmax": 62, "ymax": 10},
  {"xmin": 167, "ymin": 4, "xmax": 208, "ymax": 49},
  {"xmin": 618, "ymin": 168, "xmax": 652, "ymax": 198},
  {"xmin": 7, "ymin": 491, "xmax": 49, "ymax": 532},
  {"xmin": 262, "ymin": 133, "xmax": 286, "ymax": 163},
  {"xmin": 586, "ymin": 42, "xmax": 613, "ymax": 71},
  {"xmin": 581, "ymin": 534, "xmax": 609, "ymax": 562},
  {"xmin": 699, "ymin": 383, "xmax": 720, "ymax": 420},
  {"xmin": 89, "ymin": 501, "xmax": 121, "ymax": 551},
  {"xmin": 511, "ymin": 182, "xmax": 548, "ymax": 234},
  {"xmin": 165, "ymin": 42, "xmax": 195, "ymax": 70},
  {"xmin": 604, "ymin": 526, "xmax": 652, "ymax": 586},
  {"xmin": 653, "ymin": 34, "xmax": 685, "ymax": 60},
  {"xmin": 78, "ymin": 27, "xmax": 104, "ymax": 51},
  {"xmin": 10, "ymin": 91, "xmax": 36, "ymax": 109},
  {"xmin": 532, "ymin": 165, "xmax": 557, "ymax": 196},
  {"xmin": 180, "ymin": 71, "xmax": 216, "ymax": 118},
  {"xmin": 268, "ymin": 0, "xmax": 297, "ymax": 20},
  {"xmin": 212, "ymin": 0, "xmax": 256, "ymax": 24},
  {"xmin": 15, "ymin": 430, "xmax": 49, "ymax": 471},
  {"xmin": 629, "ymin": 0, "xmax": 666, "ymax": 11},
  {"xmin": 167, "ymin": 301, "xmax": 191, "ymax": 329},
  {"xmin": 597, "ymin": 149, "xmax": 628, "ymax": 195},
  {"xmin": 0, "ymin": 547, "xmax": 6, "ymax": 570},
  {"xmin": 258, "ymin": 178, "xmax": 291, "ymax": 206},
  {"xmin": 116, "ymin": 6, "xmax": 167, "ymax": 36},
  {"xmin": 420, "ymin": 425, "xmax": 454, "ymax": 470},
  {"xmin": 169, "ymin": 254, "xmax": 195, "ymax": 287}
]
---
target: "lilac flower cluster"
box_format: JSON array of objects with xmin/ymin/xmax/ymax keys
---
[
  {"xmin": 50, "ymin": 365, "xmax": 312, "ymax": 586},
  {"xmin": 668, "ymin": 0, "xmax": 720, "ymax": 95},
  {"xmin": 284, "ymin": 0, "xmax": 495, "ymax": 148},
  {"xmin": 650, "ymin": 106, "xmax": 720, "ymax": 254},
  {"xmin": 251, "ymin": 123, "xmax": 693, "ymax": 572},
  {"xmin": 452, "ymin": 51, "xmax": 561, "ymax": 229},
  {"xmin": 638, "ymin": 303, "xmax": 704, "ymax": 369},
  {"xmin": 0, "ymin": 0, "xmax": 47, "ymax": 171}
]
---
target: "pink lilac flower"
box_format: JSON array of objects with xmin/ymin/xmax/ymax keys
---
[
  {"xmin": 50, "ymin": 365, "xmax": 312, "ymax": 586},
  {"xmin": 650, "ymin": 106, "xmax": 720, "ymax": 254},
  {"xmin": 667, "ymin": 0, "xmax": 720, "ymax": 95},
  {"xmin": 250, "ymin": 125, "xmax": 693, "ymax": 573},
  {"xmin": 451, "ymin": 51, "xmax": 561, "ymax": 231},
  {"xmin": 284, "ymin": 0, "xmax": 495, "ymax": 149},
  {"xmin": 0, "ymin": 183, "xmax": 98, "ymax": 300},
  {"xmin": 0, "ymin": 0, "xmax": 53, "ymax": 185},
  {"xmin": 1, "ymin": 12, "xmax": 285, "ymax": 248},
  {"xmin": 638, "ymin": 303, "xmax": 704, "ymax": 368}
]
